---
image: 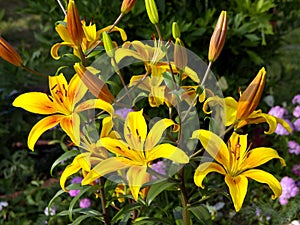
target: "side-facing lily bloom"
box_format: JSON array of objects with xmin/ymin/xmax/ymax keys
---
[
  {"xmin": 192, "ymin": 129, "xmax": 285, "ymax": 212},
  {"xmin": 12, "ymin": 73, "xmax": 113, "ymax": 150},
  {"xmin": 82, "ymin": 109, "xmax": 189, "ymax": 201}
]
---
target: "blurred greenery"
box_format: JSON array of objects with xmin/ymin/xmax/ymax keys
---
[{"xmin": 0, "ymin": 0, "xmax": 299, "ymax": 224}]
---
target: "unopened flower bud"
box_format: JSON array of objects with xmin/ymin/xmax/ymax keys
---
[
  {"xmin": 74, "ymin": 63, "xmax": 114, "ymax": 103},
  {"xmin": 174, "ymin": 38, "xmax": 187, "ymax": 70},
  {"xmin": 67, "ymin": 0, "xmax": 84, "ymax": 46},
  {"xmin": 102, "ymin": 32, "xmax": 115, "ymax": 58},
  {"xmin": 208, "ymin": 11, "xmax": 227, "ymax": 62},
  {"xmin": 0, "ymin": 36, "xmax": 23, "ymax": 66},
  {"xmin": 145, "ymin": 0, "xmax": 159, "ymax": 24},
  {"xmin": 172, "ymin": 22, "xmax": 181, "ymax": 39},
  {"xmin": 236, "ymin": 67, "xmax": 266, "ymax": 120},
  {"xmin": 121, "ymin": 0, "xmax": 137, "ymax": 14}
]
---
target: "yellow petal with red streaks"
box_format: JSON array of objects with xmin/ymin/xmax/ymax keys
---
[{"xmin": 127, "ymin": 166, "xmax": 148, "ymax": 201}]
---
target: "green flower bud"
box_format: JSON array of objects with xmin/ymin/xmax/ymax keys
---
[
  {"xmin": 172, "ymin": 22, "xmax": 181, "ymax": 39},
  {"xmin": 145, "ymin": 0, "xmax": 159, "ymax": 24},
  {"xmin": 102, "ymin": 32, "xmax": 115, "ymax": 58}
]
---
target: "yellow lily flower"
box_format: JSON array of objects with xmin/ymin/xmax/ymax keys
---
[
  {"xmin": 12, "ymin": 73, "xmax": 113, "ymax": 150},
  {"xmin": 192, "ymin": 129, "xmax": 285, "ymax": 212},
  {"xmin": 60, "ymin": 115, "xmax": 117, "ymax": 191},
  {"xmin": 82, "ymin": 109, "xmax": 189, "ymax": 201},
  {"xmin": 203, "ymin": 96, "xmax": 291, "ymax": 134},
  {"xmin": 51, "ymin": 19, "xmax": 127, "ymax": 60}
]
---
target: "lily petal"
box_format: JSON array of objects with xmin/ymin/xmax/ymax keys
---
[
  {"xmin": 124, "ymin": 110, "xmax": 147, "ymax": 150},
  {"xmin": 28, "ymin": 115, "xmax": 64, "ymax": 150},
  {"xmin": 145, "ymin": 119, "xmax": 175, "ymax": 150},
  {"xmin": 242, "ymin": 147, "xmax": 286, "ymax": 170},
  {"xmin": 224, "ymin": 97, "xmax": 238, "ymax": 126},
  {"xmin": 242, "ymin": 169, "xmax": 282, "ymax": 199},
  {"xmin": 68, "ymin": 74, "xmax": 88, "ymax": 106},
  {"xmin": 194, "ymin": 162, "xmax": 226, "ymax": 188},
  {"xmin": 12, "ymin": 92, "xmax": 58, "ymax": 114},
  {"xmin": 225, "ymin": 175, "xmax": 248, "ymax": 212},
  {"xmin": 192, "ymin": 129, "xmax": 229, "ymax": 166},
  {"xmin": 127, "ymin": 166, "xmax": 148, "ymax": 201},
  {"xmin": 146, "ymin": 143, "xmax": 189, "ymax": 164},
  {"xmin": 75, "ymin": 99, "xmax": 113, "ymax": 115},
  {"xmin": 50, "ymin": 42, "xmax": 74, "ymax": 60},
  {"xmin": 60, "ymin": 114, "xmax": 80, "ymax": 146},
  {"xmin": 82, "ymin": 157, "xmax": 131, "ymax": 185}
]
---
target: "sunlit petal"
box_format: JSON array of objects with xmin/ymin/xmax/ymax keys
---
[
  {"xmin": 115, "ymin": 47, "xmax": 143, "ymax": 63},
  {"xmin": 60, "ymin": 162, "xmax": 81, "ymax": 191},
  {"xmin": 192, "ymin": 129, "xmax": 229, "ymax": 166},
  {"xmin": 145, "ymin": 119, "xmax": 175, "ymax": 150},
  {"xmin": 50, "ymin": 42, "xmax": 73, "ymax": 60},
  {"xmin": 146, "ymin": 143, "xmax": 189, "ymax": 164},
  {"xmin": 68, "ymin": 74, "xmax": 88, "ymax": 105},
  {"xmin": 129, "ymin": 75, "xmax": 151, "ymax": 91},
  {"xmin": 49, "ymin": 74, "xmax": 69, "ymax": 108},
  {"xmin": 98, "ymin": 25, "xmax": 127, "ymax": 41},
  {"xmin": 75, "ymin": 99, "xmax": 114, "ymax": 115},
  {"xmin": 242, "ymin": 169, "xmax": 282, "ymax": 199},
  {"xmin": 225, "ymin": 175, "xmax": 248, "ymax": 212},
  {"xmin": 124, "ymin": 110, "xmax": 147, "ymax": 150},
  {"xmin": 224, "ymin": 97, "xmax": 238, "ymax": 126},
  {"xmin": 12, "ymin": 92, "xmax": 58, "ymax": 114},
  {"xmin": 28, "ymin": 115, "xmax": 64, "ymax": 150},
  {"xmin": 60, "ymin": 114, "xmax": 80, "ymax": 146},
  {"xmin": 242, "ymin": 147, "xmax": 286, "ymax": 170},
  {"xmin": 194, "ymin": 162, "xmax": 226, "ymax": 188},
  {"xmin": 127, "ymin": 166, "xmax": 148, "ymax": 201}
]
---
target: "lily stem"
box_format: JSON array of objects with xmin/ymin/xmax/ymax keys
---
[
  {"xmin": 99, "ymin": 177, "xmax": 111, "ymax": 225},
  {"xmin": 21, "ymin": 65, "xmax": 47, "ymax": 78},
  {"xmin": 178, "ymin": 167, "xmax": 190, "ymax": 225}
]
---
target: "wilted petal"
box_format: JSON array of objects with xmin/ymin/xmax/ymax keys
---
[
  {"xmin": 242, "ymin": 169, "xmax": 282, "ymax": 199},
  {"xmin": 28, "ymin": 115, "xmax": 64, "ymax": 150},
  {"xmin": 194, "ymin": 162, "xmax": 226, "ymax": 188},
  {"xmin": 225, "ymin": 174, "xmax": 248, "ymax": 212}
]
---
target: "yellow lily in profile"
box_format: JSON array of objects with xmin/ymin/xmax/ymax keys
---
[
  {"xmin": 51, "ymin": 20, "xmax": 127, "ymax": 60},
  {"xmin": 203, "ymin": 68, "xmax": 291, "ymax": 134},
  {"xmin": 192, "ymin": 129, "xmax": 285, "ymax": 212},
  {"xmin": 82, "ymin": 109, "xmax": 189, "ymax": 200},
  {"xmin": 12, "ymin": 73, "xmax": 113, "ymax": 150}
]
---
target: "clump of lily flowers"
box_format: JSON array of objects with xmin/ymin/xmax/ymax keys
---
[{"xmin": 1, "ymin": 0, "xmax": 294, "ymax": 224}]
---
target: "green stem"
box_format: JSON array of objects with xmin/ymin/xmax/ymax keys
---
[
  {"xmin": 99, "ymin": 177, "xmax": 111, "ymax": 225},
  {"xmin": 178, "ymin": 168, "xmax": 190, "ymax": 225},
  {"xmin": 21, "ymin": 65, "xmax": 47, "ymax": 78}
]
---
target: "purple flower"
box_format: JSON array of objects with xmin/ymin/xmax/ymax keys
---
[
  {"xmin": 293, "ymin": 164, "xmax": 300, "ymax": 177},
  {"xmin": 279, "ymin": 176, "xmax": 299, "ymax": 205},
  {"xmin": 71, "ymin": 176, "xmax": 83, "ymax": 184},
  {"xmin": 292, "ymin": 94, "xmax": 300, "ymax": 105},
  {"xmin": 274, "ymin": 120, "xmax": 293, "ymax": 136},
  {"xmin": 268, "ymin": 105, "xmax": 288, "ymax": 119},
  {"xmin": 288, "ymin": 140, "xmax": 300, "ymax": 155},
  {"xmin": 69, "ymin": 189, "xmax": 81, "ymax": 197},
  {"xmin": 115, "ymin": 108, "xmax": 134, "ymax": 119},
  {"xmin": 293, "ymin": 105, "xmax": 300, "ymax": 118},
  {"xmin": 151, "ymin": 161, "xmax": 166, "ymax": 180},
  {"xmin": 294, "ymin": 118, "xmax": 300, "ymax": 131},
  {"xmin": 79, "ymin": 198, "xmax": 91, "ymax": 208}
]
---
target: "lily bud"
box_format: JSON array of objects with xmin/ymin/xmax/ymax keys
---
[
  {"xmin": 236, "ymin": 67, "xmax": 266, "ymax": 120},
  {"xmin": 172, "ymin": 22, "xmax": 181, "ymax": 39},
  {"xmin": 102, "ymin": 32, "xmax": 115, "ymax": 58},
  {"xmin": 145, "ymin": 0, "xmax": 159, "ymax": 24},
  {"xmin": 74, "ymin": 63, "xmax": 114, "ymax": 103},
  {"xmin": 67, "ymin": 0, "xmax": 84, "ymax": 46},
  {"xmin": 174, "ymin": 38, "xmax": 187, "ymax": 70},
  {"xmin": 208, "ymin": 11, "xmax": 227, "ymax": 62},
  {"xmin": 0, "ymin": 36, "xmax": 23, "ymax": 66},
  {"xmin": 121, "ymin": 0, "xmax": 137, "ymax": 14}
]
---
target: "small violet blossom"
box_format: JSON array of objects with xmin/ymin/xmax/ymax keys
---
[
  {"xmin": 292, "ymin": 164, "xmax": 300, "ymax": 177},
  {"xmin": 151, "ymin": 161, "xmax": 166, "ymax": 180},
  {"xmin": 79, "ymin": 198, "xmax": 91, "ymax": 208},
  {"xmin": 293, "ymin": 105, "xmax": 300, "ymax": 118},
  {"xmin": 292, "ymin": 94, "xmax": 300, "ymax": 105},
  {"xmin": 69, "ymin": 176, "xmax": 83, "ymax": 197},
  {"xmin": 294, "ymin": 118, "xmax": 300, "ymax": 132},
  {"xmin": 115, "ymin": 108, "xmax": 134, "ymax": 119},
  {"xmin": 288, "ymin": 140, "xmax": 300, "ymax": 155},
  {"xmin": 268, "ymin": 106, "xmax": 292, "ymax": 135},
  {"xmin": 279, "ymin": 176, "xmax": 299, "ymax": 205}
]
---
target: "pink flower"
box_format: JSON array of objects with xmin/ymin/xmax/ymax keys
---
[
  {"xmin": 279, "ymin": 176, "xmax": 299, "ymax": 205},
  {"xmin": 79, "ymin": 198, "xmax": 91, "ymax": 208},
  {"xmin": 288, "ymin": 140, "xmax": 300, "ymax": 155}
]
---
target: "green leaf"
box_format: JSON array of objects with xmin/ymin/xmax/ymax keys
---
[
  {"xmin": 146, "ymin": 180, "xmax": 176, "ymax": 205},
  {"xmin": 70, "ymin": 215, "xmax": 91, "ymax": 225},
  {"xmin": 111, "ymin": 203, "xmax": 141, "ymax": 224},
  {"xmin": 134, "ymin": 217, "xmax": 173, "ymax": 225},
  {"xmin": 173, "ymin": 207, "xmax": 184, "ymax": 225},
  {"xmin": 50, "ymin": 150, "xmax": 79, "ymax": 176},
  {"xmin": 188, "ymin": 205, "xmax": 211, "ymax": 225}
]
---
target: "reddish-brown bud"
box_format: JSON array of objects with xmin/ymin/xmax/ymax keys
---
[
  {"xmin": 0, "ymin": 36, "xmax": 23, "ymax": 66},
  {"xmin": 174, "ymin": 38, "xmax": 187, "ymax": 70},
  {"xmin": 67, "ymin": 0, "xmax": 84, "ymax": 46},
  {"xmin": 121, "ymin": 0, "xmax": 137, "ymax": 14},
  {"xmin": 208, "ymin": 11, "xmax": 227, "ymax": 62}
]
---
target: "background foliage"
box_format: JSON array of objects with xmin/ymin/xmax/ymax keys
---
[{"xmin": 0, "ymin": 0, "xmax": 300, "ymax": 224}]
